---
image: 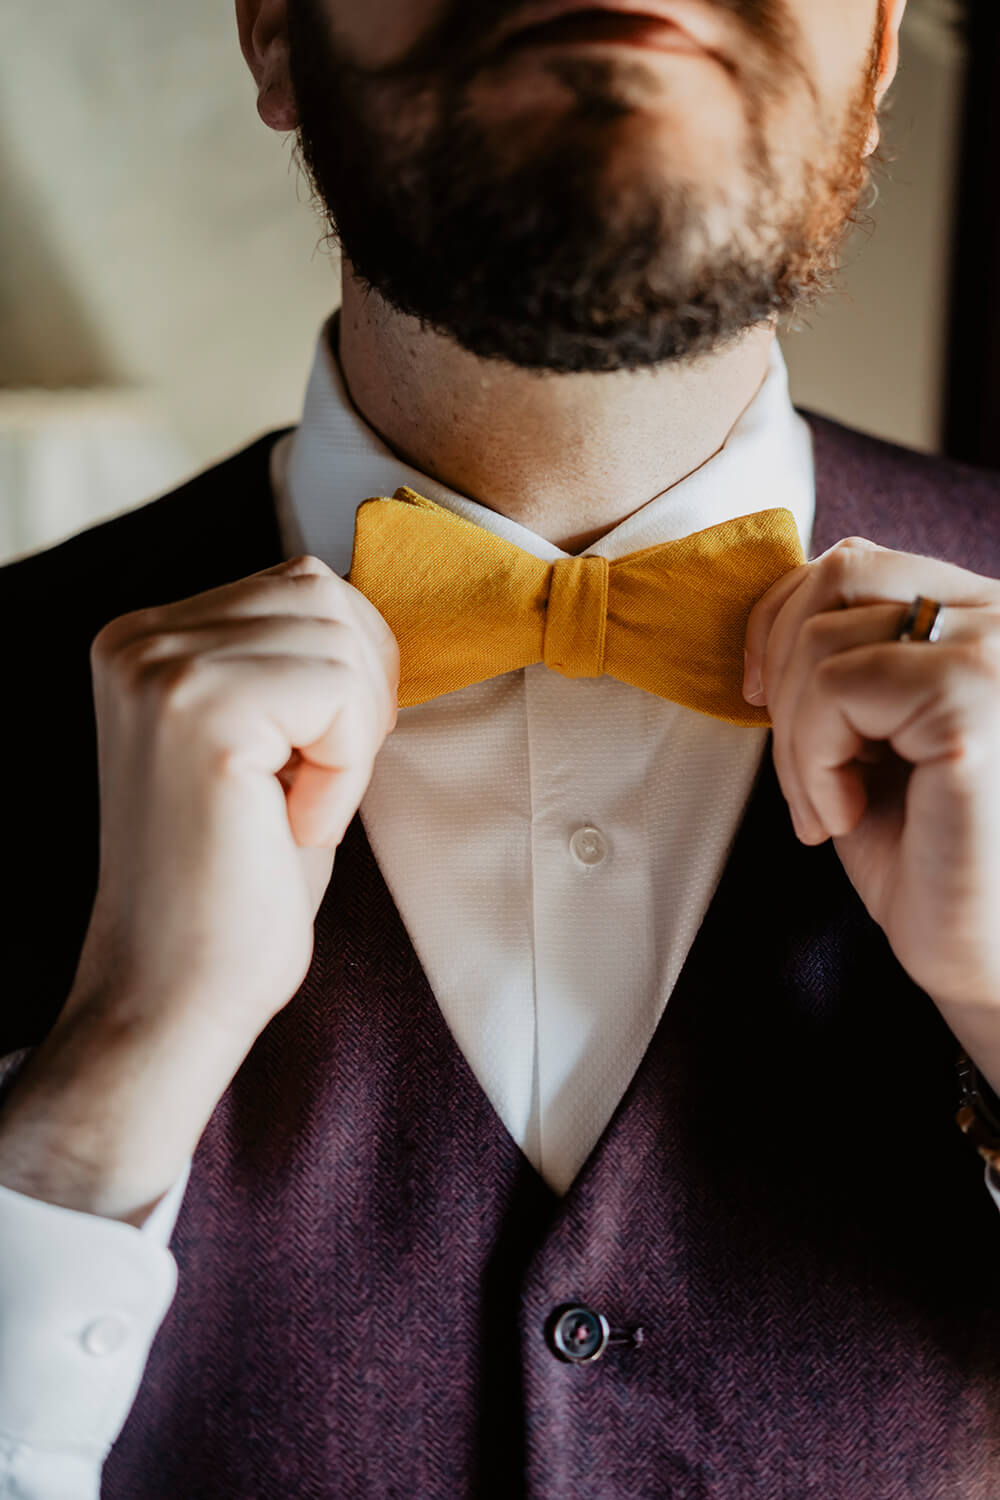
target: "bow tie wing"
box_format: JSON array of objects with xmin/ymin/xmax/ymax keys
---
[
  {"xmin": 349, "ymin": 488, "xmax": 551, "ymax": 706},
  {"xmin": 604, "ymin": 508, "xmax": 806, "ymax": 726}
]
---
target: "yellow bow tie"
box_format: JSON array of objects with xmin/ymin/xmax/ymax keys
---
[{"xmin": 348, "ymin": 486, "xmax": 806, "ymax": 726}]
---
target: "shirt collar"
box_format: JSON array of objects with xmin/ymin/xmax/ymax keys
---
[{"xmin": 276, "ymin": 310, "xmax": 816, "ymax": 576}]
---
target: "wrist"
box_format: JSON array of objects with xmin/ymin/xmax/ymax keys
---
[
  {"xmin": 0, "ymin": 995, "xmax": 248, "ymax": 1225},
  {"xmin": 928, "ymin": 994, "xmax": 1000, "ymax": 1099}
]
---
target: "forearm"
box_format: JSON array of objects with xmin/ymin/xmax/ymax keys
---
[{"xmin": 0, "ymin": 992, "xmax": 250, "ymax": 1227}]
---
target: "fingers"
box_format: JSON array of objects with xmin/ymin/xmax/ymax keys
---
[
  {"xmin": 93, "ymin": 553, "xmax": 401, "ymax": 792},
  {"xmin": 743, "ymin": 539, "xmax": 1000, "ymax": 845},
  {"xmin": 742, "ymin": 564, "xmax": 811, "ymax": 699},
  {"xmin": 107, "ymin": 555, "xmax": 399, "ymax": 688},
  {"xmin": 94, "ymin": 549, "xmax": 400, "ymax": 852},
  {"xmin": 155, "ymin": 654, "xmax": 386, "ymax": 848},
  {"xmin": 767, "ymin": 601, "xmax": 903, "ymax": 841},
  {"xmin": 746, "ymin": 539, "xmax": 998, "ymax": 707},
  {"xmin": 115, "ymin": 614, "xmax": 397, "ymax": 745},
  {"xmin": 776, "ymin": 634, "xmax": 1000, "ymax": 844},
  {"xmin": 106, "ymin": 554, "xmax": 337, "ymax": 634},
  {"xmin": 286, "ymin": 734, "xmax": 377, "ymax": 849}
]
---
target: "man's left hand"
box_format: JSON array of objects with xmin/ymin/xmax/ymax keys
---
[{"xmin": 743, "ymin": 536, "xmax": 1000, "ymax": 1012}]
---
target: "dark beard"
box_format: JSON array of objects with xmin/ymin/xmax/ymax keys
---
[{"xmin": 286, "ymin": 0, "xmax": 879, "ymax": 373}]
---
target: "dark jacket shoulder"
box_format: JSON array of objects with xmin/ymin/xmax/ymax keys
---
[
  {"xmin": 0, "ymin": 428, "xmax": 290, "ymax": 1047},
  {"xmin": 806, "ymin": 410, "xmax": 1000, "ymax": 568}
]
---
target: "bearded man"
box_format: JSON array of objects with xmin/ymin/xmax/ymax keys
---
[{"xmin": 3, "ymin": 0, "xmax": 1000, "ymax": 1495}]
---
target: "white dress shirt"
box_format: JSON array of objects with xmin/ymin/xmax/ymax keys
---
[
  {"xmin": 2, "ymin": 313, "xmax": 997, "ymax": 1498},
  {"xmin": 280, "ymin": 315, "xmax": 817, "ymax": 1194}
]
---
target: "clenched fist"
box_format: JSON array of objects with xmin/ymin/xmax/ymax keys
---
[
  {"xmin": 0, "ymin": 554, "xmax": 399, "ymax": 1224},
  {"xmin": 68, "ymin": 552, "xmax": 399, "ymax": 1047}
]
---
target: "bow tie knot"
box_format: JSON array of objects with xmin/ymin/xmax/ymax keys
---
[
  {"xmin": 544, "ymin": 555, "xmax": 610, "ymax": 678},
  {"xmin": 348, "ymin": 485, "xmax": 807, "ymax": 724}
]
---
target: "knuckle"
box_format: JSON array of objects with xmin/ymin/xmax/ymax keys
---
[
  {"xmin": 105, "ymin": 633, "xmax": 144, "ymax": 688},
  {"xmin": 927, "ymin": 702, "xmax": 970, "ymax": 759},
  {"xmin": 242, "ymin": 570, "xmax": 342, "ymax": 614},
  {"xmin": 318, "ymin": 613, "xmax": 354, "ymax": 643},
  {"xmin": 320, "ymin": 619, "xmax": 365, "ymax": 675},
  {"xmin": 949, "ymin": 720, "xmax": 1000, "ymax": 776},
  {"xmin": 282, "ymin": 553, "xmax": 333, "ymax": 576},
  {"xmin": 819, "ymin": 542, "xmax": 863, "ymax": 591},
  {"xmin": 90, "ymin": 608, "xmax": 151, "ymax": 665},
  {"xmin": 89, "ymin": 621, "xmax": 115, "ymax": 664},
  {"xmin": 813, "ymin": 650, "xmax": 847, "ymax": 689},
  {"xmin": 800, "ymin": 611, "xmax": 841, "ymax": 652},
  {"xmin": 962, "ymin": 632, "xmax": 1000, "ymax": 680},
  {"xmin": 110, "ymin": 633, "xmax": 178, "ymax": 693},
  {"xmin": 319, "ymin": 656, "xmax": 354, "ymax": 693},
  {"xmin": 98, "ymin": 637, "xmax": 209, "ymax": 719},
  {"xmin": 151, "ymin": 654, "xmax": 209, "ymax": 712},
  {"xmin": 287, "ymin": 570, "xmax": 347, "ymax": 612}
]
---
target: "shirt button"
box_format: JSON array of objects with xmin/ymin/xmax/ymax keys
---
[
  {"xmin": 550, "ymin": 1305, "xmax": 611, "ymax": 1363},
  {"xmin": 569, "ymin": 825, "xmax": 608, "ymax": 867},
  {"xmin": 81, "ymin": 1313, "xmax": 131, "ymax": 1356}
]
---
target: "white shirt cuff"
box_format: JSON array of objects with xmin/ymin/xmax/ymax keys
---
[
  {"xmin": 0, "ymin": 1435, "xmax": 105, "ymax": 1500},
  {"xmin": 0, "ymin": 1156, "xmax": 190, "ymax": 1462},
  {"xmin": 985, "ymin": 1160, "xmax": 1000, "ymax": 1215}
]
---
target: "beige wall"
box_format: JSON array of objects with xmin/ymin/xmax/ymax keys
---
[
  {"xmin": 0, "ymin": 1, "xmax": 967, "ymax": 558},
  {"xmin": 781, "ymin": 4, "xmax": 967, "ymax": 451},
  {"xmin": 0, "ymin": 1, "xmax": 337, "ymax": 464}
]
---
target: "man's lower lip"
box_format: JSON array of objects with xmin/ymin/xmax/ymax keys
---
[{"xmin": 502, "ymin": 12, "xmax": 706, "ymax": 56}]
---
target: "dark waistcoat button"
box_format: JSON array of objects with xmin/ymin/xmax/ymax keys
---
[{"xmin": 549, "ymin": 1305, "xmax": 611, "ymax": 1363}]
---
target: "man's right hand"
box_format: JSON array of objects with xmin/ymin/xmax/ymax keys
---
[{"xmin": 0, "ymin": 554, "xmax": 399, "ymax": 1224}]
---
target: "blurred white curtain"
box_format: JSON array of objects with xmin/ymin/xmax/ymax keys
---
[{"xmin": 0, "ymin": 389, "xmax": 190, "ymax": 566}]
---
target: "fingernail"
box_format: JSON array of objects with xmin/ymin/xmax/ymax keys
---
[{"xmin": 742, "ymin": 653, "xmax": 764, "ymax": 703}]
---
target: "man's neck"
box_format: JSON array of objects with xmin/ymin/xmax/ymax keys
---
[{"xmin": 336, "ymin": 261, "xmax": 776, "ymax": 554}]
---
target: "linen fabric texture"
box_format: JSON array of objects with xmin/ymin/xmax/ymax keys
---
[
  {"xmin": 348, "ymin": 485, "xmax": 805, "ymax": 723},
  {"xmin": 3, "ymin": 415, "xmax": 1000, "ymax": 1496}
]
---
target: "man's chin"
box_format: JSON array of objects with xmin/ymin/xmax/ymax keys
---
[
  {"xmin": 330, "ymin": 163, "xmax": 800, "ymax": 372},
  {"xmin": 371, "ymin": 286, "xmax": 777, "ymax": 375}
]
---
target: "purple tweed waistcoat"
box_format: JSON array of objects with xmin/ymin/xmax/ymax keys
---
[{"xmin": 5, "ymin": 414, "xmax": 1000, "ymax": 1498}]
